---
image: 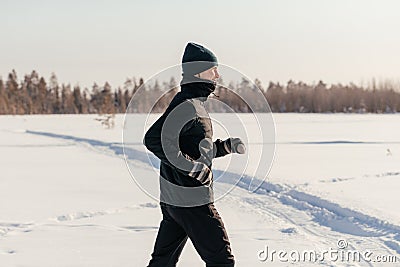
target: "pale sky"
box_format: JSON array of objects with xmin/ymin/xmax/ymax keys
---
[{"xmin": 1, "ymin": 0, "xmax": 400, "ymax": 89}]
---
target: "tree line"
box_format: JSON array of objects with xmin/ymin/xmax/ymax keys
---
[{"xmin": 0, "ymin": 70, "xmax": 399, "ymax": 114}]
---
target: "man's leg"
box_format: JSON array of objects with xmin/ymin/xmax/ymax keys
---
[
  {"xmin": 167, "ymin": 204, "xmax": 235, "ymax": 267},
  {"xmin": 147, "ymin": 205, "xmax": 188, "ymax": 267}
]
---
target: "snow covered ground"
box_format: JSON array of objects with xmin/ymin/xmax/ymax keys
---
[{"xmin": 0, "ymin": 113, "xmax": 399, "ymax": 266}]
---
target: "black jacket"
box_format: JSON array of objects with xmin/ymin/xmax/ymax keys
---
[{"xmin": 144, "ymin": 76, "xmax": 231, "ymax": 207}]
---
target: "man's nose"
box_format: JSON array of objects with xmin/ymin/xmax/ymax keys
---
[{"xmin": 215, "ymin": 70, "xmax": 220, "ymax": 79}]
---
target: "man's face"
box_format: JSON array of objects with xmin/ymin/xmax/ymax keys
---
[{"xmin": 197, "ymin": 66, "xmax": 220, "ymax": 82}]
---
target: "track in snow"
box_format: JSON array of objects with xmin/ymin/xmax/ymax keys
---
[{"xmin": 24, "ymin": 130, "xmax": 400, "ymax": 261}]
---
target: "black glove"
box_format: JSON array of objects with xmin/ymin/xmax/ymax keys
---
[{"xmin": 223, "ymin": 137, "xmax": 246, "ymax": 154}]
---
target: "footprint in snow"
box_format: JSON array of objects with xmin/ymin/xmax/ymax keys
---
[
  {"xmin": 120, "ymin": 226, "xmax": 158, "ymax": 232},
  {"xmin": 280, "ymin": 227, "xmax": 297, "ymax": 234},
  {"xmin": 0, "ymin": 250, "xmax": 16, "ymax": 255}
]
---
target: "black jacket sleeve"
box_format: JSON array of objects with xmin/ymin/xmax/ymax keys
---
[{"xmin": 213, "ymin": 139, "xmax": 231, "ymax": 158}]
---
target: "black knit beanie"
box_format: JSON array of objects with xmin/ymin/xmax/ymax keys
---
[{"xmin": 182, "ymin": 42, "xmax": 218, "ymax": 76}]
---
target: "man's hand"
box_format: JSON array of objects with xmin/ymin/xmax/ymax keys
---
[
  {"xmin": 223, "ymin": 137, "xmax": 246, "ymax": 154},
  {"xmin": 188, "ymin": 161, "xmax": 212, "ymax": 184}
]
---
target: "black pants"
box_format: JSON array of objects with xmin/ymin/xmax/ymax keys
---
[{"xmin": 147, "ymin": 203, "xmax": 235, "ymax": 267}]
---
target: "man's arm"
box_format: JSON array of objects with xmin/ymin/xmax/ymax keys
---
[
  {"xmin": 213, "ymin": 139, "xmax": 231, "ymax": 158},
  {"xmin": 213, "ymin": 138, "xmax": 246, "ymax": 158},
  {"xmin": 143, "ymin": 107, "xmax": 212, "ymax": 184}
]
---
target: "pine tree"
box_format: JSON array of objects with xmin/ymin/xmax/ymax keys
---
[
  {"xmin": 0, "ymin": 79, "xmax": 8, "ymax": 114},
  {"xmin": 6, "ymin": 70, "xmax": 19, "ymax": 114},
  {"xmin": 49, "ymin": 73, "xmax": 61, "ymax": 114},
  {"xmin": 116, "ymin": 88, "xmax": 126, "ymax": 113},
  {"xmin": 82, "ymin": 88, "xmax": 91, "ymax": 113},
  {"xmin": 73, "ymin": 86, "xmax": 84, "ymax": 113},
  {"xmin": 90, "ymin": 82, "xmax": 101, "ymax": 113},
  {"xmin": 100, "ymin": 82, "xmax": 115, "ymax": 114},
  {"xmin": 38, "ymin": 77, "xmax": 47, "ymax": 113},
  {"xmin": 61, "ymin": 84, "xmax": 77, "ymax": 113}
]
